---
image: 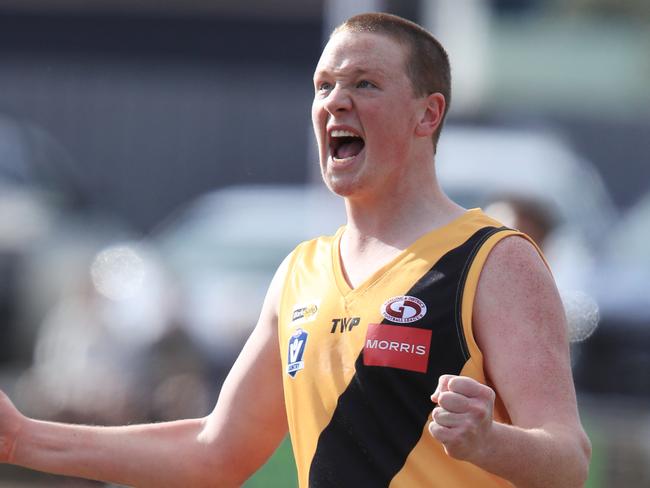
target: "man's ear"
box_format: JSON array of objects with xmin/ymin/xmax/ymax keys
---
[{"xmin": 415, "ymin": 92, "xmax": 445, "ymax": 138}]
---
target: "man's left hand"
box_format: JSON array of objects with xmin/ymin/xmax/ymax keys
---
[{"xmin": 428, "ymin": 374, "xmax": 495, "ymax": 461}]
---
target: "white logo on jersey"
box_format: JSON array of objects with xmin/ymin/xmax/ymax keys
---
[{"xmin": 290, "ymin": 301, "xmax": 320, "ymax": 326}]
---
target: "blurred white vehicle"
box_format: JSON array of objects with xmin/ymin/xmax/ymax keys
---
[
  {"xmin": 437, "ymin": 125, "xmax": 616, "ymax": 240},
  {"xmin": 154, "ymin": 185, "xmax": 345, "ymax": 359},
  {"xmin": 573, "ymin": 191, "xmax": 650, "ymax": 398},
  {"xmin": 597, "ymin": 191, "xmax": 650, "ymax": 320},
  {"xmin": 437, "ymin": 125, "xmax": 617, "ymax": 293}
]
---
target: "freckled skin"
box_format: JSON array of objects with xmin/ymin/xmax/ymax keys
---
[{"xmin": 311, "ymin": 31, "xmax": 421, "ymax": 200}]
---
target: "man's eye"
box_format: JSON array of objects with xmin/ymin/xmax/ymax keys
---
[
  {"xmin": 357, "ymin": 80, "xmax": 376, "ymax": 89},
  {"xmin": 318, "ymin": 82, "xmax": 333, "ymax": 91}
]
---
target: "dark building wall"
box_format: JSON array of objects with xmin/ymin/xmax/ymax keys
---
[{"xmin": 0, "ymin": 11, "xmax": 323, "ymax": 231}]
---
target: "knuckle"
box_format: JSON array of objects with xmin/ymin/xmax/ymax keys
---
[
  {"xmin": 437, "ymin": 392, "xmax": 449, "ymax": 407},
  {"xmin": 439, "ymin": 374, "xmax": 454, "ymax": 388},
  {"xmin": 432, "ymin": 406, "xmax": 443, "ymax": 421},
  {"xmin": 439, "ymin": 390, "xmax": 457, "ymax": 402},
  {"xmin": 428, "ymin": 422, "xmax": 443, "ymax": 439}
]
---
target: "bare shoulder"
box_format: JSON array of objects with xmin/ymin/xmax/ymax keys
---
[
  {"xmin": 475, "ymin": 235, "xmax": 563, "ymax": 330},
  {"xmin": 481, "ymin": 234, "xmax": 553, "ymax": 291},
  {"xmin": 473, "ymin": 235, "xmax": 576, "ymax": 425}
]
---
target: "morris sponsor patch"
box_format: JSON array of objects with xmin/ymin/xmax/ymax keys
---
[
  {"xmin": 381, "ymin": 295, "xmax": 427, "ymax": 324},
  {"xmin": 287, "ymin": 328, "xmax": 308, "ymax": 378},
  {"xmin": 363, "ymin": 323, "xmax": 431, "ymax": 373}
]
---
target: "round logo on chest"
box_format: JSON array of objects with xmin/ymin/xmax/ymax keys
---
[{"xmin": 380, "ymin": 295, "xmax": 427, "ymax": 324}]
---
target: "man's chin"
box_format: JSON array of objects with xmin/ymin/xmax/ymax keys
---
[{"xmin": 323, "ymin": 176, "xmax": 362, "ymax": 199}]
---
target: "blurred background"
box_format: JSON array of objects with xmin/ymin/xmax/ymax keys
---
[{"xmin": 0, "ymin": 0, "xmax": 648, "ymax": 486}]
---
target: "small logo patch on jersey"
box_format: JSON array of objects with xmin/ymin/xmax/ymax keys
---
[
  {"xmin": 287, "ymin": 328, "xmax": 308, "ymax": 378},
  {"xmin": 381, "ymin": 295, "xmax": 427, "ymax": 324},
  {"xmin": 363, "ymin": 323, "xmax": 431, "ymax": 373},
  {"xmin": 290, "ymin": 302, "xmax": 319, "ymax": 326},
  {"xmin": 330, "ymin": 317, "xmax": 361, "ymax": 334}
]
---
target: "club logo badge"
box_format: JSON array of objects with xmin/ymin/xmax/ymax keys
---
[{"xmin": 381, "ymin": 295, "xmax": 427, "ymax": 324}]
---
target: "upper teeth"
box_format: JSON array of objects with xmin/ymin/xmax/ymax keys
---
[{"xmin": 331, "ymin": 129, "xmax": 358, "ymax": 138}]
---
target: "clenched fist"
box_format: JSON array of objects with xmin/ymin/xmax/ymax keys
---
[{"xmin": 429, "ymin": 374, "xmax": 495, "ymax": 462}]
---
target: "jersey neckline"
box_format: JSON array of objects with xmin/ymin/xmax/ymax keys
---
[{"xmin": 330, "ymin": 208, "xmax": 483, "ymax": 298}]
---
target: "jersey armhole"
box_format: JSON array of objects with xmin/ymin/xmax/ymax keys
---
[
  {"xmin": 459, "ymin": 231, "xmax": 549, "ymax": 380},
  {"xmin": 277, "ymin": 243, "xmax": 305, "ymax": 338}
]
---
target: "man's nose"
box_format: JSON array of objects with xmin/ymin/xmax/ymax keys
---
[{"xmin": 324, "ymin": 84, "xmax": 352, "ymax": 114}]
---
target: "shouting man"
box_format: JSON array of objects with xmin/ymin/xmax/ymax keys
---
[{"xmin": 0, "ymin": 12, "xmax": 590, "ymax": 488}]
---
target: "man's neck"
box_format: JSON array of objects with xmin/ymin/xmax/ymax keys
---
[
  {"xmin": 342, "ymin": 184, "xmax": 465, "ymax": 250},
  {"xmin": 337, "ymin": 184, "xmax": 466, "ymax": 289}
]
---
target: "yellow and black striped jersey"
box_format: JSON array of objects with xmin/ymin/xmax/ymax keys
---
[{"xmin": 278, "ymin": 209, "xmax": 532, "ymax": 488}]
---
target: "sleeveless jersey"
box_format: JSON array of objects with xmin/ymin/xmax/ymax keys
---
[{"xmin": 278, "ymin": 209, "xmax": 531, "ymax": 488}]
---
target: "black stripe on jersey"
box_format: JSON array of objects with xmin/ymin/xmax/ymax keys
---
[
  {"xmin": 308, "ymin": 226, "xmax": 507, "ymax": 488},
  {"xmin": 454, "ymin": 226, "xmax": 509, "ymax": 361}
]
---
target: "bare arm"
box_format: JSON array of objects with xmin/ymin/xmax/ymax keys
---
[
  {"xmin": 430, "ymin": 237, "xmax": 591, "ymax": 488},
  {"xmin": 0, "ymin": 256, "xmax": 291, "ymax": 488}
]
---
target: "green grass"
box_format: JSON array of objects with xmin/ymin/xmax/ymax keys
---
[
  {"xmin": 584, "ymin": 420, "xmax": 604, "ymax": 488},
  {"xmin": 244, "ymin": 436, "xmax": 298, "ymax": 488}
]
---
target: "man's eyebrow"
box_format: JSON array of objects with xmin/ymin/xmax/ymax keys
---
[{"xmin": 313, "ymin": 66, "xmax": 386, "ymax": 79}]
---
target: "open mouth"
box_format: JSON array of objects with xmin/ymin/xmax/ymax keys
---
[{"xmin": 329, "ymin": 129, "xmax": 365, "ymax": 161}]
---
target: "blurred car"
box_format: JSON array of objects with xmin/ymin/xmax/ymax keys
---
[
  {"xmin": 437, "ymin": 125, "xmax": 616, "ymax": 241},
  {"xmin": 153, "ymin": 184, "xmax": 346, "ymax": 361},
  {"xmin": 436, "ymin": 125, "xmax": 617, "ymax": 293},
  {"xmin": 572, "ymin": 191, "xmax": 650, "ymax": 398}
]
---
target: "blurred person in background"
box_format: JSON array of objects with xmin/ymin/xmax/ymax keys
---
[
  {"xmin": 0, "ymin": 12, "xmax": 590, "ymax": 488},
  {"xmin": 484, "ymin": 194, "xmax": 558, "ymax": 252}
]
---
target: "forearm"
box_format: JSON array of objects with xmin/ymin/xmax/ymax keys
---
[
  {"xmin": 2, "ymin": 260, "xmax": 289, "ymax": 487},
  {"xmin": 468, "ymin": 421, "xmax": 591, "ymax": 488},
  {"xmin": 10, "ymin": 417, "xmax": 233, "ymax": 488}
]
